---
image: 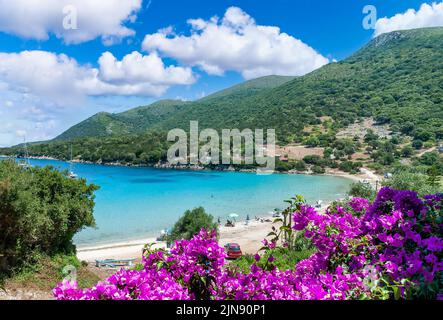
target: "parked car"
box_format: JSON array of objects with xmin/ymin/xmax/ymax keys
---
[{"xmin": 224, "ymin": 243, "xmax": 243, "ymax": 260}]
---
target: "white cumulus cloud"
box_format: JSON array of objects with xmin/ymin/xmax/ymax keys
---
[
  {"xmin": 374, "ymin": 1, "xmax": 443, "ymax": 37},
  {"xmin": 0, "ymin": 50, "xmax": 196, "ymax": 105},
  {"xmin": 142, "ymin": 7, "xmax": 329, "ymax": 79},
  {"xmin": 0, "ymin": 0, "xmax": 142, "ymax": 44},
  {"xmin": 98, "ymin": 51, "xmax": 195, "ymax": 86}
]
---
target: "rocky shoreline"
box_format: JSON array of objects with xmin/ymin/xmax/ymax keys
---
[
  {"xmin": 23, "ymin": 155, "xmax": 288, "ymax": 174},
  {"xmin": 6, "ymin": 154, "xmax": 382, "ymax": 184}
]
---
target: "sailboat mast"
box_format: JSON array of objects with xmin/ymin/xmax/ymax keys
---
[
  {"xmin": 68, "ymin": 145, "xmax": 78, "ymax": 179},
  {"xmin": 70, "ymin": 145, "xmax": 73, "ymax": 172},
  {"xmin": 24, "ymin": 137, "xmax": 30, "ymax": 165}
]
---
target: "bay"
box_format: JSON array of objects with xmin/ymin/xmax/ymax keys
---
[{"xmin": 5, "ymin": 158, "xmax": 352, "ymax": 247}]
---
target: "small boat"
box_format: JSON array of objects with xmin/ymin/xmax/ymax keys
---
[
  {"xmin": 156, "ymin": 229, "xmax": 168, "ymax": 241},
  {"xmin": 18, "ymin": 160, "xmax": 32, "ymax": 169},
  {"xmin": 68, "ymin": 145, "xmax": 78, "ymax": 179},
  {"xmin": 69, "ymin": 171, "xmax": 78, "ymax": 179},
  {"xmin": 18, "ymin": 137, "xmax": 32, "ymax": 169},
  {"xmin": 95, "ymin": 258, "xmax": 136, "ymax": 269}
]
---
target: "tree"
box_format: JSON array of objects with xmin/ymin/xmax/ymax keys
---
[
  {"xmin": 412, "ymin": 140, "xmax": 424, "ymax": 150},
  {"xmin": 0, "ymin": 160, "xmax": 98, "ymax": 277},
  {"xmin": 348, "ymin": 182, "xmax": 376, "ymax": 200},
  {"xmin": 401, "ymin": 145, "xmax": 414, "ymax": 158},
  {"xmin": 382, "ymin": 170, "xmax": 442, "ymax": 196},
  {"xmin": 427, "ymin": 165, "xmax": 441, "ymax": 189},
  {"xmin": 294, "ymin": 160, "xmax": 307, "ymax": 172},
  {"xmin": 419, "ymin": 152, "xmax": 439, "ymax": 166},
  {"xmin": 303, "ymin": 155, "xmax": 324, "ymax": 166},
  {"xmin": 305, "ymin": 136, "xmax": 320, "ymax": 147},
  {"xmin": 323, "ymin": 147, "xmax": 333, "ymax": 159},
  {"xmin": 169, "ymin": 207, "xmax": 218, "ymax": 242},
  {"xmin": 312, "ymin": 165, "xmax": 325, "ymax": 174},
  {"xmin": 339, "ymin": 161, "xmax": 362, "ymax": 174}
]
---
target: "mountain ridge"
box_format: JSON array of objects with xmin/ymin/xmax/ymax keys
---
[
  {"xmin": 7, "ymin": 27, "xmax": 443, "ymax": 153},
  {"xmin": 54, "ymin": 75, "xmax": 296, "ymax": 141}
]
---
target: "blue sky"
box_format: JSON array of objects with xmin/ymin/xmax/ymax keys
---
[{"xmin": 0, "ymin": 0, "xmax": 441, "ymax": 146}]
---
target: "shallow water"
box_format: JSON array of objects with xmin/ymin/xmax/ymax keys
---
[{"xmin": 7, "ymin": 158, "xmax": 352, "ymax": 246}]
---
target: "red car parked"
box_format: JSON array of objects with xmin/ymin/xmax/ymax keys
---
[{"xmin": 224, "ymin": 243, "xmax": 243, "ymax": 260}]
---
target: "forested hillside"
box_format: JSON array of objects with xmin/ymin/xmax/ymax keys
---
[
  {"xmin": 2, "ymin": 28, "xmax": 443, "ymax": 175},
  {"xmin": 33, "ymin": 28, "xmax": 443, "ymax": 145},
  {"xmin": 54, "ymin": 75, "xmax": 295, "ymax": 141},
  {"xmin": 149, "ymin": 27, "xmax": 443, "ymax": 144}
]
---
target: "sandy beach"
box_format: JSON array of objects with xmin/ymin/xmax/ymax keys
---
[
  {"xmin": 71, "ymin": 168, "xmax": 382, "ymax": 295},
  {"xmin": 77, "ymin": 219, "xmax": 275, "ymax": 262},
  {"xmin": 76, "ymin": 168, "xmax": 381, "ymax": 264},
  {"xmin": 326, "ymin": 167, "xmax": 383, "ymax": 187}
]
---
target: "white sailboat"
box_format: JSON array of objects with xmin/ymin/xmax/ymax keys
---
[
  {"xmin": 69, "ymin": 145, "xmax": 78, "ymax": 179},
  {"xmin": 18, "ymin": 137, "xmax": 32, "ymax": 169}
]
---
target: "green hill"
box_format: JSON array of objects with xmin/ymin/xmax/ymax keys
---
[
  {"xmin": 55, "ymin": 100, "xmax": 190, "ymax": 141},
  {"xmin": 55, "ymin": 76, "xmax": 295, "ymax": 141},
  {"xmin": 2, "ymin": 27, "xmax": 443, "ymax": 170},
  {"xmin": 151, "ymin": 27, "xmax": 443, "ymax": 143},
  {"xmin": 54, "ymin": 28, "xmax": 443, "ymax": 144},
  {"xmin": 199, "ymin": 75, "xmax": 296, "ymax": 102}
]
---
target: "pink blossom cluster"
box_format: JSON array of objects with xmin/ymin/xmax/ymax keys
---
[{"xmin": 54, "ymin": 188, "xmax": 442, "ymax": 300}]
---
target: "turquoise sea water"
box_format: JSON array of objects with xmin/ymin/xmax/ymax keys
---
[{"xmin": 4, "ymin": 158, "xmax": 352, "ymax": 247}]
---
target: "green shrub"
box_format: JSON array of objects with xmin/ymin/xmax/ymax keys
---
[
  {"xmin": 419, "ymin": 152, "xmax": 440, "ymax": 166},
  {"xmin": 8, "ymin": 253, "xmax": 100, "ymax": 291},
  {"xmin": 303, "ymin": 155, "xmax": 324, "ymax": 166},
  {"xmin": 412, "ymin": 140, "xmax": 424, "ymax": 150},
  {"xmin": 401, "ymin": 145, "xmax": 414, "ymax": 158},
  {"xmin": 312, "ymin": 165, "xmax": 325, "ymax": 174},
  {"xmin": 339, "ymin": 161, "xmax": 362, "ymax": 174},
  {"xmin": 0, "ymin": 160, "xmax": 98, "ymax": 277},
  {"xmin": 275, "ymin": 161, "xmax": 291, "ymax": 172},
  {"xmin": 382, "ymin": 169, "xmax": 443, "ymax": 196},
  {"xmin": 229, "ymin": 249, "xmax": 315, "ymax": 274},
  {"xmin": 348, "ymin": 182, "xmax": 376, "ymax": 200},
  {"xmin": 293, "ymin": 160, "xmax": 307, "ymax": 172},
  {"xmin": 169, "ymin": 207, "xmax": 218, "ymax": 242}
]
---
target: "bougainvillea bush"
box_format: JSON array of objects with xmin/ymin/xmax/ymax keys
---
[{"xmin": 54, "ymin": 188, "xmax": 442, "ymax": 300}]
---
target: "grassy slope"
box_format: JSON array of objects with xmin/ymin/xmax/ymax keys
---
[
  {"xmin": 2, "ymin": 254, "xmax": 100, "ymax": 298},
  {"xmin": 54, "ymin": 100, "xmax": 190, "ymax": 140},
  {"xmin": 199, "ymin": 75, "xmax": 296, "ymax": 102},
  {"xmin": 2, "ymin": 28, "xmax": 443, "ymax": 164},
  {"xmin": 151, "ymin": 28, "xmax": 443, "ymax": 143},
  {"xmin": 54, "ymin": 75, "xmax": 295, "ymax": 141}
]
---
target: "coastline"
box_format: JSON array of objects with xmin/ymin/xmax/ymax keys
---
[
  {"xmin": 6, "ymin": 155, "xmax": 382, "ymax": 262},
  {"xmin": 76, "ymin": 218, "xmax": 276, "ymax": 262},
  {"xmin": 14, "ymin": 154, "xmax": 383, "ymax": 182},
  {"xmin": 73, "ymin": 168, "xmax": 382, "ymax": 264},
  {"xmin": 325, "ymin": 168, "xmax": 382, "ymax": 187}
]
